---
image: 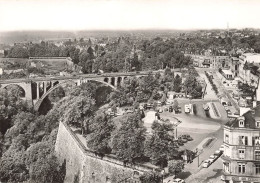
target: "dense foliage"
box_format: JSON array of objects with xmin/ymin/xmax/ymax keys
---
[
  {"xmin": 144, "ymin": 120, "xmax": 179, "ymax": 168},
  {"xmin": 0, "ymin": 86, "xmax": 65, "ymax": 182}
]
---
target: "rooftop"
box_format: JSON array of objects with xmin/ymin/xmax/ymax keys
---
[
  {"xmin": 240, "ymin": 53, "xmax": 260, "ymax": 64},
  {"xmin": 225, "ymin": 105, "xmax": 260, "ymax": 129}
]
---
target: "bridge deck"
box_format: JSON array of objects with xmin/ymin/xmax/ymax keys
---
[{"xmin": 0, "ymin": 72, "xmax": 152, "ymax": 84}]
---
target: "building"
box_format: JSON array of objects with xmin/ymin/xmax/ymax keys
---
[
  {"xmin": 189, "ymin": 54, "xmax": 230, "ymax": 69},
  {"xmin": 221, "ymin": 106, "xmax": 260, "ymax": 183},
  {"xmin": 230, "ymin": 57, "xmax": 240, "ymax": 77},
  {"xmin": 211, "ymin": 56, "xmax": 230, "ymax": 69},
  {"xmin": 239, "ymin": 53, "xmax": 260, "ymax": 87}
]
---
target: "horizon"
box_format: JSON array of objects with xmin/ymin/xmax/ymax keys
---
[
  {"xmin": 0, "ymin": 27, "xmax": 259, "ymax": 33},
  {"xmin": 1, "ymin": 0, "xmax": 260, "ymax": 31}
]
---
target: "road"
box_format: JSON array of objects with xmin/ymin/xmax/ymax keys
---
[
  {"xmin": 0, "ymin": 71, "xmax": 153, "ymax": 84},
  {"xmin": 163, "ymin": 68, "xmax": 230, "ymax": 183}
]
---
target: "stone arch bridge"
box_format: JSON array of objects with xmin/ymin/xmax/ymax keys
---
[{"xmin": 0, "ymin": 72, "xmax": 150, "ymax": 111}]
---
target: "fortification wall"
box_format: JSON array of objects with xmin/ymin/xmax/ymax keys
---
[{"xmin": 55, "ymin": 121, "xmax": 157, "ymax": 183}]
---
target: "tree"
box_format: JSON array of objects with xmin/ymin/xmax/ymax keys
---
[
  {"xmin": 87, "ymin": 111, "xmax": 115, "ymax": 155},
  {"xmin": 173, "ymin": 74, "xmax": 182, "ymax": 92},
  {"xmin": 172, "ymin": 99, "xmax": 179, "ymax": 111},
  {"xmin": 111, "ymin": 112, "xmax": 146, "ymax": 163},
  {"xmin": 144, "ymin": 120, "xmax": 179, "ymax": 168},
  {"xmin": 48, "ymin": 86, "xmax": 65, "ymax": 102},
  {"xmin": 139, "ymin": 171, "xmax": 162, "ymax": 183},
  {"xmin": 183, "ymin": 76, "xmax": 202, "ymax": 98},
  {"xmin": 168, "ymin": 159, "xmax": 184, "ymax": 176},
  {"xmin": 27, "ymin": 143, "xmax": 65, "ymax": 183},
  {"xmin": 8, "ymin": 46, "xmax": 29, "ymax": 58}
]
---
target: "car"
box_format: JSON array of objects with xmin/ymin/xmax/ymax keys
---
[
  {"xmin": 227, "ymin": 110, "xmax": 232, "ymax": 115},
  {"xmin": 178, "ymin": 137, "xmax": 188, "ymax": 143},
  {"xmin": 173, "ymin": 178, "xmax": 185, "ymax": 183},
  {"xmin": 184, "ymin": 105, "xmax": 190, "ymax": 113},
  {"xmin": 224, "ymin": 106, "xmax": 229, "ymax": 111},
  {"xmin": 219, "ymin": 145, "xmax": 224, "ymax": 152},
  {"xmin": 177, "ymin": 140, "xmax": 184, "ymax": 146},
  {"xmin": 202, "ymin": 159, "xmax": 210, "ymax": 168},
  {"xmin": 181, "ymin": 138, "xmax": 188, "ymax": 143},
  {"xmin": 209, "ymin": 155, "xmax": 216, "ymax": 163},
  {"xmin": 166, "ymin": 101, "xmax": 172, "ymax": 105},
  {"xmin": 180, "ymin": 134, "xmax": 193, "ymax": 141},
  {"xmin": 158, "ymin": 108, "xmax": 163, "ymax": 113},
  {"xmin": 214, "ymin": 150, "xmax": 222, "ymax": 157}
]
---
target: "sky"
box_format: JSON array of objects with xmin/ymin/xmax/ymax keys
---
[{"xmin": 0, "ymin": 0, "xmax": 260, "ymax": 31}]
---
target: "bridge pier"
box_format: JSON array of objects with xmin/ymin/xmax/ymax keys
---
[
  {"xmin": 114, "ymin": 77, "xmax": 118, "ymax": 87},
  {"xmin": 36, "ymin": 82, "xmax": 40, "ymax": 100},
  {"xmin": 24, "ymin": 82, "xmax": 33, "ymax": 103},
  {"xmin": 43, "ymin": 82, "xmax": 47, "ymax": 94}
]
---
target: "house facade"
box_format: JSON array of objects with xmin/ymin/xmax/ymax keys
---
[
  {"xmin": 238, "ymin": 53, "xmax": 260, "ymax": 87},
  {"xmin": 221, "ymin": 106, "xmax": 260, "ymax": 183}
]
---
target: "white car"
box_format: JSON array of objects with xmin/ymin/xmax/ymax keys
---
[
  {"xmin": 220, "ymin": 145, "xmax": 224, "ymax": 152},
  {"xmin": 208, "ymin": 155, "xmax": 216, "ymax": 163},
  {"xmin": 224, "ymin": 106, "xmax": 229, "ymax": 111},
  {"xmin": 214, "ymin": 150, "xmax": 222, "ymax": 157},
  {"xmin": 173, "ymin": 178, "xmax": 185, "ymax": 183},
  {"xmin": 202, "ymin": 159, "xmax": 210, "ymax": 168},
  {"xmin": 158, "ymin": 108, "xmax": 163, "ymax": 113}
]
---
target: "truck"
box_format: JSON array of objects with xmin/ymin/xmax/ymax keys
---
[{"xmin": 184, "ymin": 104, "xmax": 190, "ymax": 113}]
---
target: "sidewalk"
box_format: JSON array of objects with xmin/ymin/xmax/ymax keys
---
[{"xmin": 198, "ymin": 72, "xmax": 218, "ymax": 100}]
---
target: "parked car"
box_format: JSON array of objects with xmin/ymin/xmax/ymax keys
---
[
  {"xmin": 180, "ymin": 134, "xmax": 193, "ymax": 141},
  {"xmin": 178, "ymin": 137, "xmax": 188, "ymax": 143},
  {"xmin": 202, "ymin": 159, "xmax": 210, "ymax": 168},
  {"xmin": 158, "ymin": 108, "xmax": 163, "ymax": 113},
  {"xmin": 173, "ymin": 178, "xmax": 185, "ymax": 183},
  {"xmin": 227, "ymin": 110, "xmax": 232, "ymax": 115},
  {"xmin": 166, "ymin": 101, "xmax": 172, "ymax": 105},
  {"xmin": 214, "ymin": 150, "xmax": 222, "ymax": 157},
  {"xmin": 169, "ymin": 106, "xmax": 173, "ymax": 112},
  {"xmin": 209, "ymin": 155, "xmax": 216, "ymax": 163},
  {"xmin": 177, "ymin": 140, "xmax": 184, "ymax": 146},
  {"xmin": 219, "ymin": 145, "xmax": 224, "ymax": 152},
  {"xmin": 184, "ymin": 105, "xmax": 190, "ymax": 113},
  {"xmin": 224, "ymin": 106, "xmax": 229, "ymax": 111}
]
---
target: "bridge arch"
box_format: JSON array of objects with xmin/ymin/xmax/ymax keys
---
[{"xmin": 34, "ymin": 78, "xmax": 117, "ymax": 111}]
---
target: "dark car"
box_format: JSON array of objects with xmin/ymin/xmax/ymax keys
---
[
  {"xmin": 177, "ymin": 140, "xmax": 184, "ymax": 146},
  {"xmin": 178, "ymin": 137, "xmax": 188, "ymax": 143},
  {"xmin": 180, "ymin": 134, "xmax": 193, "ymax": 141},
  {"xmin": 169, "ymin": 106, "xmax": 173, "ymax": 112},
  {"xmin": 143, "ymin": 104, "xmax": 147, "ymax": 110}
]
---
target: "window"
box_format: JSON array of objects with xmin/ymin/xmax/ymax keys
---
[
  {"xmin": 224, "ymin": 162, "xmax": 230, "ymax": 173},
  {"xmin": 239, "ymin": 136, "xmax": 248, "ymax": 145},
  {"xmin": 225, "ymin": 134, "xmax": 229, "ymax": 144},
  {"xmin": 238, "ymin": 149, "xmax": 245, "ymax": 159},
  {"xmin": 253, "ymin": 136, "xmax": 260, "ymax": 146},
  {"xmin": 239, "ymin": 120, "xmax": 244, "ymax": 127},
  {"xmin": 238, "ymin": 163, "xmax": 246, "ymax": 174},
  {"xmin": 256, "ymin": 164, "xmax": 260, "ymax": 175},
  {"xmin": 256, "ymin": 121, "xmax": 260, "ymax": 128},
  {"xmin": 255, "ymin": 151, "xmax": 260, "ymax": 160},
  {"xmin": 238, "ymin": 116, "xmax": 245, "ymax": 127}
]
